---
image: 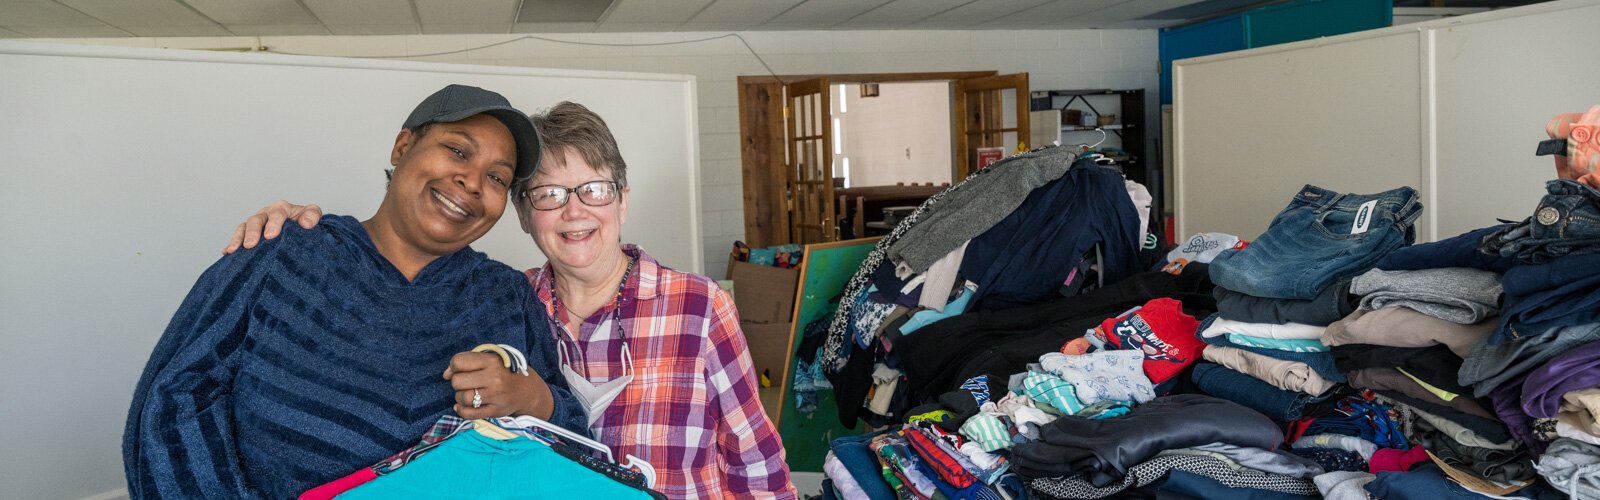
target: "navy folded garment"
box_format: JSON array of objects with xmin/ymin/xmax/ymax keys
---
[
  {"xmin": 1190, "ymin": 363, "xmax": 1314, "ymax": 423},
  {"xmin": 1159, "ymin": 470, "xmax": 1319, "ymax": 500}
]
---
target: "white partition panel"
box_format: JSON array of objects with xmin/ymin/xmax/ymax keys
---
[
  {"xmin": 0, "ymin": 40, "xmax": 699, "ymax": 499},
  {"xmin": 1175, "ymin": 0, "xmax": 1600, "ymax": 242}
]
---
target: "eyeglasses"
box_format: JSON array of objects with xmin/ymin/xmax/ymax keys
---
[{"xmin": 522, "ymin": 180, "xmax": 620, "ymax": 211}]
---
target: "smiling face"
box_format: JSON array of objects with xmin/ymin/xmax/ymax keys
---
[
  {"xmin": 382, "ymin": 113, "xmax": 517, "ymax": 257},
  {"xmin": 517, "ymin": 147, "xmax": 629, "ymax": 277}
]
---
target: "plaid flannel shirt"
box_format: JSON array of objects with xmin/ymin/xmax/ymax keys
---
[{"xmin": 529, "ymin": 245, "xmax": 795, "ymax": 499}]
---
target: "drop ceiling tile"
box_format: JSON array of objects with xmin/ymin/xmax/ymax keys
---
[
  {"xmin": 910, "ymin": 0, "xmax": 1052, "ymax": 27},
  {"xmin": 302, "ymin": 0, "xmax": 415, "ymax": 25},
  {"xmin": 981, "ymin": 0, "xmax": 1124, "ymax": 26},
  {"xmin": 602, "ymin": 0, "xmax": 713, "ymax": 23},
  {"xmin": 185, "ymin": 0, "xmax": 320, "ymax": 25},
  {"xmin": 836, "ymin": 0, "xmax": 971, "ymax": 27},
  {"xmin": 516, "ymin": 0, "xmax": 613, "ymax": 23},
  {"xmin": 326, "ymin": 24, "xmax": 421, "ymax": 35},
  {"xmin": 593, "ymin": 22, "xmax": 684, "ymax": 32},
  {"xmin": 0, "ymin": 0, "xmax": 106, "ymax": 26},
  {"xmin": 511, "ymin": 22, "xmax": 597, "ymax": 33},
  {"xmin": 57, "ymin": 0, "xmax": 218, "ymax": 27},
  {"xmin": 1099, "ymin": 18, "xmax": 1183, "ymax": 28},
  {"xmin": 422, "ymin": 23, "xmax": 514, "ymax": 34},
  {"xmin": 689, "ymin": 0, "xmax": 803, "ymax": 23},
  {"xmin": 5, "ymin": 25, "xmax": 130, "ymax": 36},
  {"xmin": 225, "ymin": 24, "xmax": 331, "ymax": 35},
  {"xmin": 415, "ymin": 0, "xmax": 516, "ymax": 25},
  {"xmin": 0, "ymin": 27, "xmax": 27, "ymax": 37},
  {"xmin": 677, "ymin": 21, "xmax": 759, "ymax": 31},
  {"xmin": 1073, "ymin": 0, "xmax": 1206, "ymax": 22},
  {"xmin": 122, "ymin": 24, "xmax": 234, "ymax": 36},
  {"xmin": 765, "ymin": 0, "xmax": 893, "ymax": 25}
]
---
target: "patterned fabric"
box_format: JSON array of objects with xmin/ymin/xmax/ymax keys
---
[
  {"xmin": 1028, "ymin": 454, "xmax": 1320, "ymax": 499},
  {"xmin": 1290, "ymin": 447, "xmax": 1369, "ymax": 473},
  {"xmin": 1039, "ymin": 350, "xmax": 1156, "ymax": 404},
  {"xmin": 123, "ymin": 215, "xmax": 586, "ymax": 500},
  {"xmin": 1024, "ymin": 371, "xmax": 1087, "ymax": 415},
  {"xmin": 905, "ymin": 426, "xmax": 978, "ymax": 489},
  {"xmin": 961, "ymin": 375, "xmax": 994, "ymax": 407},
  {"xmin": 961, "ymin": 412, "xmax": 1016, "ymax": 452},
  {"xmin": 850, "ymin": 286, "xmax": 897, "ymax": 350},
  {"xmin": 528, "ymin": 245, "xmax": 794, "ymax": 499}
]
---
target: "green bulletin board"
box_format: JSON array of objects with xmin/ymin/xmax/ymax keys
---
[{"xmin": 777, "ymin": 237, "xmax": 880, "ymax": 472}]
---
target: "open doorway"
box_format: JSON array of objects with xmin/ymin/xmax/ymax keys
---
[
  {"xmin": 737, "ymin": 71, "xmax": 1029, "ymax": 247},
  {"xmin": 831, "ymin": 81, "xmax": 953, "ymax": 188}
]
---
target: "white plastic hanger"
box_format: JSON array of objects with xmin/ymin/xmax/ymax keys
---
[{"xmin": 497, "ymin": 415, "xmax": 658, "ymax": 489}]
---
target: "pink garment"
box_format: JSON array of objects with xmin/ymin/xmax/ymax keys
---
[
  {"xmin": 298, "ymin": 468, "xmax": 376, "ymax": 500},
  {"xmin": 1368, "ymin": 446, "xmax": 1429, "ymax": 473}
]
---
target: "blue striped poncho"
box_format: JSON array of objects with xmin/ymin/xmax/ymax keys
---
[{"xmin": 123, "ymin": 214, "xmax": 585, "ymax": 499}]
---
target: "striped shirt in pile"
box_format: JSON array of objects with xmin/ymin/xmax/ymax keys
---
[
  {"xmin": 529, "ymin": 245, "xmax": 796, "ymax": 499},
  {"xmin": 122, "ymin": 215, "xmax": 586, "ymax": 499}
]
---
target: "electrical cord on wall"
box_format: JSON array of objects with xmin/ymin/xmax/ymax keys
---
[{"xmin": 263, "ymin": 32, "xmax": 783, "ymax": 84}]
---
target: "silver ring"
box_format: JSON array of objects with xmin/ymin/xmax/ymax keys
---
[{"xmin": 471, "ymin": 389, "xmax": 482, "ymax": 409}]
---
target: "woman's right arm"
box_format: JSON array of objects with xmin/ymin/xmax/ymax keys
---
[
  {"xmin": 124, "ymin": 248, "xmax": 272, "ymax": 499},
  {"xmin": 223, "ymin": 200, "xmax": 322, "ymax": 254}
]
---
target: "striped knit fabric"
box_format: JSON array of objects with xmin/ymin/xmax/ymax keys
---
[{"xmin": 122, "ymin": 215, "xmax": 585, "ymax": 499}]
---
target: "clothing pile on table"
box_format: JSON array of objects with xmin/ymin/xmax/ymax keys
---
[{"xmin": 810, "ymin": 166, "xmax": 1600, "ymax": 499}]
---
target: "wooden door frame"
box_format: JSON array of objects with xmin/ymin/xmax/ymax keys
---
[{"xmin": 737, "ymin": 71, "xmax": 998, "ymax": 247}]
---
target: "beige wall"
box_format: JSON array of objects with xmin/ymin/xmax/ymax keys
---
[
  {"xmin": 835, "ymin": 81, "xmax": 953, "ymax": 188},
  {"xmin": 49, "ymin": 29, "xmax": 1158, "ymax": 278}
]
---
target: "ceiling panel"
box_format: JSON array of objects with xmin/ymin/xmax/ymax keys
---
[
  {"xmin": 0, "ymin": 26, "xmax": 27, "ymax": 36},
  {"xmin": 512, "ymin": 21, "xmax": 596, "ymax": 33},
  {"xmin": 517, "ymin": 0, "xmax": 614, "ymax": 23},
  {"xmin": 421, "ymin": 23, "xmax": 513, "ymax": 34},
  {"xmin": 765, "ymin": 0, "xmax": 893, "ymax": 25},
  {"xmin": 677, "ymin": 21, "xmax": 759, "ymax": 31},
  {"xmin": 981, "ymin": 0, "xmax": 1127, "ymax": 26},
  {"xmin": 0, "ymin": 0, "xmax": 108, "ymax": 26},
  {"xmin": 57, "ymin": 0, "xmax": 219, "ymax": 27},
  {"xmin": 911, "ymin": 0, "xmax": 1052, "ymax": 27},
  {"xmin": 1072, "ymin": 0, "xmax": 1207, "ymax": 22},
  {"xmin": 835, "ymin": 0, "xmax": 972, "ymax": 28},
  {"xmin": 602, "ymin": 0, "xmax": 713, "ymax": 23},
  {"xmin": 689, "ymin": 0, "xmax": 804, "ymax": 23},
  {"xmin": 225, "ymin": 23, "xmax": 331, "ymax": 35},
  {"xmin": 184, "ymin": 0, "xmax": 320, "ymax": 25},
  {"xmin": 593, "ymin": 21, "xmax": 683, "ymax": 32},
  {"xmin": 5, "ymin": 24, "xmax": 130, "ymax": 36},
  {"xmin": 327, "ymin": 23, "xmax": 421, "ymax": 35},
  {"xmin": 302, "ymin": 0, "xmax": 415, "ymax": 25},
  {"xmin": 122, "ymin": 24, "xmax": 234, "ymax": 36},
  {"xmin": 415, "ymin": 0, "xmax": 516, "ymax": 25}
]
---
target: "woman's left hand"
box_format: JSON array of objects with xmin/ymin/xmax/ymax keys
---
[{"xmin": 443, "ymin": 351, "xmax": 554, "ymax": 420}]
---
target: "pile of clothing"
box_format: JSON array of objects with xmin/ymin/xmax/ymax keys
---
[{"xmin": 812, "ymin": 165, "xmax": 1600, "ymax": 498}]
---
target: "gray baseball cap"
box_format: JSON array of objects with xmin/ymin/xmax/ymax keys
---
[{"xmin": 403, "ymin": 84, "xmax": 541, "ymax": 180}]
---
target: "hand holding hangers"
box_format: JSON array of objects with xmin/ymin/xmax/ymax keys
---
[{"xmin": 444, "ymin": 348, "xmax": 556, "ymax": 420}]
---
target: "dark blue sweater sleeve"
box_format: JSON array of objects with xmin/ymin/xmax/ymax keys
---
[
  {"xmin": 123, "ymin": 244, "xmax": 273, "ymax": 499},
  {"xmin": 517, "ymin": 282, "xmax": 589, "ymax": 436}
]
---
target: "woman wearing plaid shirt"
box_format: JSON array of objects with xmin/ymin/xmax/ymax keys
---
[{"xmin": 229, "ymin": 102, "xmax": 796, "ymax": 499}]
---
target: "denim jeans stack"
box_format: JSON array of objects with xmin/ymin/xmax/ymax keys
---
[{"xmin": 1190, "ymin": 185, "xmax": 1419, "ymax": 442}]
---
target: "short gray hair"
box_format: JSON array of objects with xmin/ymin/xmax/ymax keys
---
[{"xmin": 515, "ymin": 102, "xmax": 627, "ymax": 204}]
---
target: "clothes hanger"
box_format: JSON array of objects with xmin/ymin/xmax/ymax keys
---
[{"xmin": 466, "ymin": 344, "xmax": 658, "ymax": 488}]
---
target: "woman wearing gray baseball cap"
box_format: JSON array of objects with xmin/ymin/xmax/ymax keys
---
[{"xmin": 123, "ymin": 85, "xmax": 586, "ymax": 499}]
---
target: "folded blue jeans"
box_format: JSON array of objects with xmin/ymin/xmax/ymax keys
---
[
  {"xmin": 1211, "ymin": 185, "xmax": 1421, "ymax": 300},
  {"xmin": 1481, "ymin": 179, "xmax": 1600, "ymax": 265}
]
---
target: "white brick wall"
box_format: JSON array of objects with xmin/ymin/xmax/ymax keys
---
[{"xmin": 48, "ymin": 29, "xmax": 1159, "ymax": 278}]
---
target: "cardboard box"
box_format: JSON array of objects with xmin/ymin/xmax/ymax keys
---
[
  {"xmin": 727, "ymin": 261, "xmax": 799, "ymax": 324},
  {"xmin": 741, "ymin": 320, "xmax": 795, "ymax": 424}
]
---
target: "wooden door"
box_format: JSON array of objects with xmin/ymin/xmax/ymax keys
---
[
  {"xmin": 953, "ymin": 73, "xmax": 1030, "ymax": 180},
  {"xmin": 785, "ymin": 77, "xmax": 836, "ymax": 243}
]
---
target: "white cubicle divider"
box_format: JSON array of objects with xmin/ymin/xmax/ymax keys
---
[
  {"xmin": 1174, "ymin": 0, "xmax": 1600, "ymax": 242},
  {"xmin": 0, "ymin": 40, "xmax": 700, "ymax": 499}
]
